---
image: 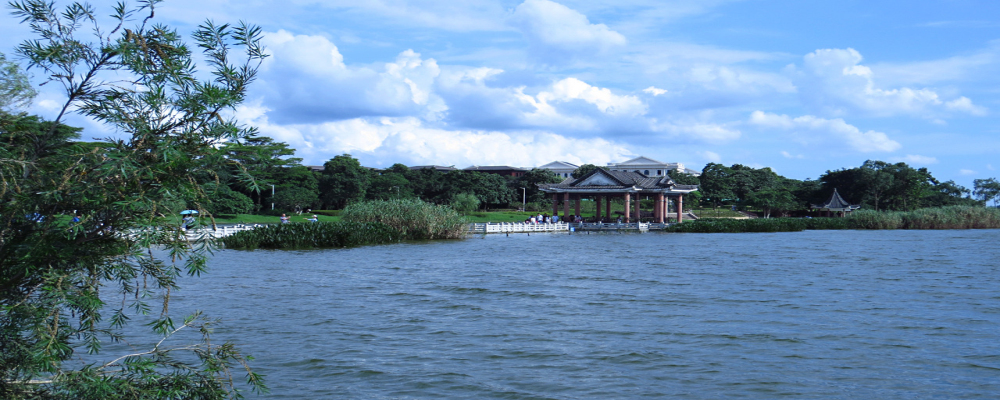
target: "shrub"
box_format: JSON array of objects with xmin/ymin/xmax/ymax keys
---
[{"xmin": 221, "ymin": 221, "xmax": 400, "ymax": 250}]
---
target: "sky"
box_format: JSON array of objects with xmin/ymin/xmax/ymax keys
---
[{"xmin": 3, "ymin": 0, "xmax": 999, "ymax": 187}]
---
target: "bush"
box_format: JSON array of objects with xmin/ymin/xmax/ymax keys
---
[
  {"xmin": 341, "ymin": 199, "xmax": 468, "ymax": 240},
  {"xmin": 220, "ymin": 221, "xmax": 400, "ymax": 250}
]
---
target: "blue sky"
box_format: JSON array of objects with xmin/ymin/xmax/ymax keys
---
[{"xmin": 4, "ymin": 0, "xmax": 999, "ymax": 187}]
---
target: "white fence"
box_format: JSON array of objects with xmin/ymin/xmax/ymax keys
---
[
  {"xmin": 467, "ymin": 221, "xmax": 670, "ymax": 234},
  {"xmin": 183, "ymin": 224, "xmax": 264, "ymax": 240}
]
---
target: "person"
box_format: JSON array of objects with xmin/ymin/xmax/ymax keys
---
[
  {"xmin": 280, "ymin": 213, "xmax": 290, "ymax": 224},
  {"xmin": 182, "ymin": 215, "xmax": 194, "ymax": 230},
  {"xmin": 529, "ymin": 216, "xmax": 536, "ymax": 224},
  {"xmin": 617, "ymin": 216, "xmax": 622, "ymax": 224},
  {"xmin": 552, "ymin": 214, "xmax": 559, "ymax": 223},
  {"xmin": 304, "ymin": 214, "xmax": 318, "ymax": 222}
]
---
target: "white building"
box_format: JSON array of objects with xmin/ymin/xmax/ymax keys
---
[
  {"xmin": 607, "ymin": 156, "xmax": 700, "ymax": 177},
  {"xmin": 537, "ymin": 161, "xmax": 580, "ymax": 178}
]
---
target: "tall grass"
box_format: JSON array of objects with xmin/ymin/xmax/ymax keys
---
[
  {"xmin": 341, "ymin": 199, "xmax": 468, "ymax": 240},
  {"xmin": 850, "ymin": 206, "xmax": 1000, "ymax": 230},
  {"xmin": 220, "ymin": 221, "xmax": 400, "ymax": 250},
  {"xmin": 666, "ymin": 206, "xmax": 1000, "ymax": 233}
]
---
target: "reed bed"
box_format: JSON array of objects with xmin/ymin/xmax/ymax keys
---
[
  {"xmin": 850, "ymin": 206, "xmax": 1000, "ymax": 230},
  {"xmin": 666, "ymin": 206, "xmax": 1000, "ymax": 233},
  {"xmin": 341, "ymin": 199, "xmax": 468, "ymax": 240},
  {"xmin": 220, "ymin": 221, "xmax": 401, "ymax": 250}
]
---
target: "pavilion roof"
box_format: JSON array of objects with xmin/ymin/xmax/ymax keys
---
[
  {"xmin": 538, "ymin": 169, "xmax": 698, "ymax": 193},
  {"xmin": 812, "ymin": 188, "xmax": 860, "ymax": 210}
]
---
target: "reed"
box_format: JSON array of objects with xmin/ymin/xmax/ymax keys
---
[
  {"xmin": 220, "ymin": 221, "xmax": 401, "ymax": 250},
  {"xmin": 666, "ymin": 206, "xmax": 1000, "ymax": 233},
  {"xmin": 341, "ymin": 199, "xmax": 468, "ymax": 240}
]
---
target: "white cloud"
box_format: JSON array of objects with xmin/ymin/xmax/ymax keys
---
[
  {"xmin": 889, "ymin": 154, "xmax": 939, "ymax": 165},
  {"xmin": 698, "ymin": 151, "xmax": 722, "ymax": 163},
  {"xmin": 257, "ymin": 31, "xmax": 449, "ymax": 123},
  {"xmin": 749, "ymin": 111, "xmax": 901, "ymax": 153},
  {"xmin": 539, "ymin": 78, "xmax": 647, "ymax": 116},
  {"xmin": 508, "ymin": 0, "xmax": 626, "ymax": 63},
  {"xmin": 960, "ymin": 169, "xmax": 977, "ymax": 176},
  {"xmin": 236, "ymin": 100, "xmax": 634, "ymax": 167},
  {"xmin": 790, "ymin": 48, "xmax": 987, "ymax": 118},
  {"xmin": 781, "ymin": 151, "xmax": 804, "ymax": 159},
  {"xmin": 643, "ymin": 86, "xmax": 668, "ymax": 96}
]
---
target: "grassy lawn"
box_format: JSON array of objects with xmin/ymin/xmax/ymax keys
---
[{"xmin": 689, "ymin": 208, "xmax": 746, "ymax": 218}]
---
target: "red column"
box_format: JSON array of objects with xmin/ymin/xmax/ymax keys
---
[
  {"xmin": 606, "ymin": 195, "xmax": 612, "ymax": 219},
  {"xmin": 676, "ymin": 194, "xmax": 684, "ymax": 222},
  {"xmin": 552, "ymin": 193, "xmax": 559, "ymax": 216},
  {"xmin": 563, "ymin": 193, "xmax": 570, "ymax": 219},
  {"xmin": 624, "ymin": 193, "xmax": 631, "ymax": 222},
  {"xmin": 574, "ymin": 196, "xmax": 581, "ymax": 217},
  {"xmin": 596, "ymin": 196, "xmax": 602, "ymax": 220},
  {"xmin": 656, "ymin": 193, "xmax": 664, "ymax": 223}
]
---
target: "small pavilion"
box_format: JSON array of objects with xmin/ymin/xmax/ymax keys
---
[
  {"xmin": 811, "ymin": 188, "xmax": 860, "ymax": 217},
  {"xmin": 538, "ymin": 169, "xmax": 698, "ymax": 223}
]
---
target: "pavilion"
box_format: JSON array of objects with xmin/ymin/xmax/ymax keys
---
[
  {"xmin": 811, "ymin": 188, "xmax": 860, "ymax": 217},
  {"xmin": 538, "ymin": 169, "xmax": 698, "ymax": 223}
]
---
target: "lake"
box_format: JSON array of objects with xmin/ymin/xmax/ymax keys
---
[{"xmin": 158, "ymin": 229, "xmax": 1000, "ymax": 398}]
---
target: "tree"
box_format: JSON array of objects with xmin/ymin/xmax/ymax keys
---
[
  {"xmin": 699, "ymin": 163, "xmax": 735, "ymax": 208},
  {"xmin": 2, "ymin": 1, "xmax": 267, "ymax": 397},
  {"xmin": 512, "ymin": 168, "xmax": 562, "ymax": 205},
  {"xmin": 319, "ymin": 154, "xmax": 371, "ymax": 209},
  {"xmin": 0, "ymin": 51, "xmax": 35, "ymax": 112},
  {"xmin": 450, "ymin": 193, "xmax": 480, "ymax": 214},
  {"xmin": 974, "ymin": 178, "xmax": 1000, "ymax": 207},
  {"xmin": 571, "ymin": 164, "xmax": 601, "ymax": 179}
]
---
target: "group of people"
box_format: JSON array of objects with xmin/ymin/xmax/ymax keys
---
[
  {"xmin": 525, "ymin": 214, "xmax": 585, "ymax": 224},
  {"xmin": 281, "ymin": 213, "xmax": 318, "ymax": 223}
]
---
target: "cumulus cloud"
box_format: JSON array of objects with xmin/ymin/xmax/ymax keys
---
[
  {"xmin": 258, "ymin": 30, "xmax": 446, "ymax": 124},
  {"xmin": 749, "ymin": 111, "xmax": 900, "ymax": 153},
  {"xmin": 790, "ymin": 48, "xmax": 987, "ymax": 118},
  {"xmin": 236, "ymin": 100, "xmax": 634, "ymax": 167},
  {"xmin": 781, "ymin": 151, "xmax": 804, "ymax": 159},
  {"xmin": 508, "ymin": 0, "xmax": 626, "ymax": 63}
]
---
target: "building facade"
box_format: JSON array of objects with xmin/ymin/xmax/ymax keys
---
[{"xmin": 606, "ymin": 156, "xmax": 700, "ymax": 177}]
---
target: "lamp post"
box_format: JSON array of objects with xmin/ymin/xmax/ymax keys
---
[
  {"xmin": 271, "ymin": 184, "xmax": 275, "ymax": 211},
  {"xmin": 520, "ymin": 187, "xmax": 526, "ymax": 212}
]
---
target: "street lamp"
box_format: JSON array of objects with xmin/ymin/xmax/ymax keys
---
[
  {"xmin": 271, "ymin": 184, "xmax": 275, "ymax": 211},
  {"xmin": 520, "ymin": 187, "xmax": 526, "ymax": 212}
]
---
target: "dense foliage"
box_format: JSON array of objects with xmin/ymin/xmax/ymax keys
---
[
  {"xmin": 219, "ymin": 222, "xmax": 401, "ymax": 250},
  {"xmin": 696, "ymin": 160, "xmax": 986, "ymax": 216},
  {"xmin": 1, "ymin": 1, "xmax": 266, "ymax": 398}
]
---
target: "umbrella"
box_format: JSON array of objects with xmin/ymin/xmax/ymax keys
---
[{"xmin": 179, "ymin": 210, "xmax": 199, "ymax": 215}]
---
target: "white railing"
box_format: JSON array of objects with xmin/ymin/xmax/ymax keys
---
[
  {"xmin": 467, "ymin": 221, "xmax": 672, "ymax": 234},
  {"xmin": 468, "ymin": 222, "xmax": 571, "ymax": 234},
  {"xmin": 183, "ymin": 224, "xmax": 264, "ymax": 239}
]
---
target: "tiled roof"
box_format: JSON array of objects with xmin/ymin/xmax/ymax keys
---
[{"xmin": 540, "ymin": 170, "xmax": 681, "ymax": 190}]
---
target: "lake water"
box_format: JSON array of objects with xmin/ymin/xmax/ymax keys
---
[{"xmin": 159, "ymin": 229, "xmax": 1000, "ymax": 398}]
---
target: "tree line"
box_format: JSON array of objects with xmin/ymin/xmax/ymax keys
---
[{"xmin": 690, "ymin": 161, "xmax": 998, "ymax": 218}]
